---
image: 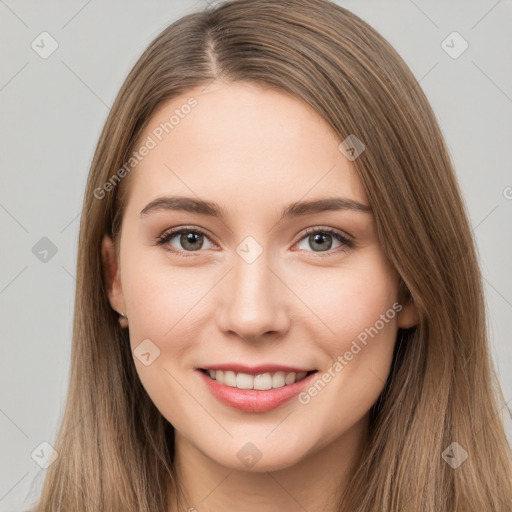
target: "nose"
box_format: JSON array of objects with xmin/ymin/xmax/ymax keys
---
[{"xmin": 216, "ymin": 250, "xmax": 291, "ymax": 342}]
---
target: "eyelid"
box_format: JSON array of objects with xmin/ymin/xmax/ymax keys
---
[{"xmin": 296, "ymin": 225, "xmax": 354, "ymax": 246}]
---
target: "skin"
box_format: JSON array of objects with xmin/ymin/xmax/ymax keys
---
[{"xmin": 102, "ymin": 81, "xmax": 418, "ymax": 512}]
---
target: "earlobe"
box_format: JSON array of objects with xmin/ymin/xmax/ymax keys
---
[
  {"xmin": 101, "ymin": 234, "xmax": 126, "ymax": 314},
  {"xmin": 397, "ymin": 297, "xmax": 419, "ymax": 329}
]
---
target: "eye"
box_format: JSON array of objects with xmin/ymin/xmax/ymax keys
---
[
  {"xmin": 295, "ymin": 227, "xmax": 353, "ymax": 255},
  {"xmin": 156, "ymin": 225, "xmax": 354, "ymax": 258},
  {"xmin": 156, "ymin": 227, "xmax": 215, "ymax": 257}
]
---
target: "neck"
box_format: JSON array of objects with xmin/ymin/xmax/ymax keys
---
[{"xmin": 168, "ymin": 414, "xmax": 369, "ymax": 512}]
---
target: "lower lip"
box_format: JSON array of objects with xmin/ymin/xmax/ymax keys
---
[{"xmin": 197, "ymin": 370, "xmax": 317, "ymax": 413}]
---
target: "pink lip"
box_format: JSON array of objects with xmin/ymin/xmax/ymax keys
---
[
  {"xmin": 199, "ymin": 363, "xmax": 315, "ymax": 375},
  {"xmin": 197, "ymin": 369, "xmax": 317, "ymax": 413}
]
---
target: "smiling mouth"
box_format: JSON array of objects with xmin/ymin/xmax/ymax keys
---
[{"xmin": 199, "ymin": 368, "xmax": 317, "ymax": 390}]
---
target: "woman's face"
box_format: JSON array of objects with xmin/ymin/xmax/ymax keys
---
[{"xmin": 103, "ymin": 81, "xmax": 417, "ymax": 471}]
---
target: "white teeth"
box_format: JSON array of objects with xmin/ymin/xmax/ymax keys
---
[
  {"xmin": 285, "ymin": 372, "xmax": 296, "ymax": 385},
  {"xmin": 272, "ymin": 371, "xmax": 286, "ymax": 388},
  {"xmin": 206, "ymin": 369, "xmax": 311, "ymax": 390},
  {"xmin": 223, "ymin": 370, "xmax": 237, "ymax": 387},
  {"xmin": 236, "ymin": 372, "xmax": 253, "ymax": 389},
  {"xmin": 254, "ymin": 373, "xmax": 272, "ymax": 390}
]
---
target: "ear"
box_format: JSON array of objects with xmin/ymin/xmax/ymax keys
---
[
  {"xmin": 101, "ymin": 234, "xmax": 126, "ymax": 314},
  {"xmin": 396, "ymin": 295, "xmax": 419, "ymax": 329}
]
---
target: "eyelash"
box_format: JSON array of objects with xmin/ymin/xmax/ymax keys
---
[{"xmin": 155, "ymin": 225, "xmax": 354, "ymax": 258}]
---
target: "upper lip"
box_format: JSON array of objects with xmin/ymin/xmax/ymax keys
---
[{"xmin": 199, "ymin": 364, "xmax": 317, "ymax": 375}]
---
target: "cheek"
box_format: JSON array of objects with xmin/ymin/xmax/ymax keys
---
[
  {"xmin": 307, "ymin": 318, "xmax": 397, "ymax": 438},
  {"xmin": 327, "ymin": 280, "xmax": 398, "ymax": 359},
  {"xmin": 291, "ymin": 251, "xmax": 399, "ymax": 356},
  {"xmin": 122, "ymin": 246, "xmax": 207, "ymax": 340},
  {"xmin": 295, "ymin": 256, "xmax": 400, "ymax": 427},
  {"xmin": 120, "ymin": 252, "xmax": 205, "ymax": 423},
  {"xmin": 294, "ymin": 252, "xmax": 399, "ymax": 409}
]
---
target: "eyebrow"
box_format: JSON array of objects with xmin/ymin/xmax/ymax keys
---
[{"xmin": 140, "ymin": 195, "xmax": 372, "ymax": 220}]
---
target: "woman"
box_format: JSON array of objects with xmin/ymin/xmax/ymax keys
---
[{"xmin": 32, "ymin": 0, "xmax": 512, "ymax": 510}]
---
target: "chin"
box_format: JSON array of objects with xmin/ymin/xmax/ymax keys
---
[{"xmin": 202, "ymin": 440, "xmax": 312, "ymax": 473}]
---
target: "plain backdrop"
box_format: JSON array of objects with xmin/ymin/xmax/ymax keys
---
[{"xmin": 0, "ymin": 1, "xmax": 511, "ymax": 510}]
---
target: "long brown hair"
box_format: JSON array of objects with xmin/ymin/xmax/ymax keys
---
[{"xmin": 32, "ymin": 0, "xmax": 512, "ymax": 510}]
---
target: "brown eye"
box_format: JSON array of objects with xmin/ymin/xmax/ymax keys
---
[
  {"xmin": 296, "ymin": 228, "xmax": 353, "ymax": 254},
  {"xmin": 177, "ymin": 231, "xmax": 205, "ymax": 251},
  {"xmin": 306, "ymin": 232, "xmax": 334, "ymax": 252},
  {"xmin": 157, "ymin": 227, "xmax": 215, "ymax": 255}
]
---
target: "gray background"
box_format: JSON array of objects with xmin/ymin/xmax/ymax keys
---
[{"xmin": 0, "ymin": 0, "xmax": 511, "ymax": 510}]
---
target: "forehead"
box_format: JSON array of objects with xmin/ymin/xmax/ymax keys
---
[{"xmin": 125, "ymin": 81, "xmax": 368, "ymax": 215}]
